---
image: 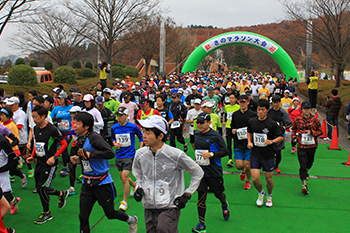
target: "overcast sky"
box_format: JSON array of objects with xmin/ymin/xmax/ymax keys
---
[{"xmin": 0, "ymin": 0, "xmax": 288, "ymax": 57}]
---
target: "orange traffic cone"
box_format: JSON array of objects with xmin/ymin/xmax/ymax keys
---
[
  {"xmin": 319, "ymin": 118, "xmax": 327, "ymax": 138},
  {"xmin": 342, "ymin": 153, "xmax": 350, "ymax": 167},
  {"xmin": 327, "ymin": 126, "xmax": 341, "ymax": 150}
]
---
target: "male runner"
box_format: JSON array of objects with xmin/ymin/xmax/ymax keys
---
[
  {"xmin": 133, "ymin": 115, "xmax": 203, "ymax": 233},
  {"xmin": 247, "ymin": 99, "xmax": 284, "ymax": 207},
  {"xmin": 192, "ymin": 112, "xmax": 230, "ymax": 233},
  {"xmin": 231, "ymin": 95, "xmax": 256, "ymax": 189},
  {"xmin": 26, "ymin": 106, "xmax": 69, "ymax": 224},
  {"xmin": 111, "ymin": 107, "xmax": 143, "ymax": 211}
]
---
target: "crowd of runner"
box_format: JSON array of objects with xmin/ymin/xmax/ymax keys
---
[{"xmin": 0, "ymin": 70, "xmax": 325, "ymax": 233}]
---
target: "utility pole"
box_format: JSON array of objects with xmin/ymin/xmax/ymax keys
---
[
  {"xmin": 97, "ymin": 0, "xmax": 101, "ymax": 74},
  {"xmin": 159, "ymin": 21, "xmax": 166, "ymax": 76},
  {"xmin": 305, "ymin": 19, "xmax": 313, "ymax": 81}
]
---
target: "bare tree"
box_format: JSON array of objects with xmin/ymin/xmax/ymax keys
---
[
  {"xmin": 0, "ymin": 0, "xmax": 40, "ymax": 36},
  {"xmin": 123, "ymin": 15, "xmax": 160, "ymax": 75},
  {"xmin": 64, "ymin": 0, "xmax": 159, "ymax": 72},
  {"xmin": 167, "ymin": 27, "xmax": 196, "ymax": 73},
  {"xmin": 11, "ymin": 10, "xmax": 89, "ymax": 66},
  {"xmin": 283, "ymin": 0, "xmax": 350, "ymax": 87}
]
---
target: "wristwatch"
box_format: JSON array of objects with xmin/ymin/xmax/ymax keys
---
[
  {"xmin": 210, "ymin": 152, "xmax": 214, "ymax": 157},
  {"xmin": 272, "ymin": 139, "xmax": 275, "ymax": 144}
]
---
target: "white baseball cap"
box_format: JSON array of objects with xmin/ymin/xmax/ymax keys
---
[
  {"xmin": 194, "ymin": 99, "xmax": 202, "ymax": 105},
  {"xmin": 69, "ymin": 106, "xmax": 82, "ymax": 112},
  {"xmin": 6, "ymin": 97, "xmax": 20, "ymax": 105},
  {"xmin": 191, "ymin": 86, "xmax": 197, "ymax": 90},
  {"xmin": 202, "ymin": 101, "xmax": 214, "ymax": 108},
  {"xmin": 138, "ymin": 115, "xmax": 168, "ymax": 134},
  {"xmin": 83, "ymin": 94, "xmax": 94, "ymax": 101}
]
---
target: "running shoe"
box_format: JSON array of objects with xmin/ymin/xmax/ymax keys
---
[
  {"xmin": 10, "ymin": 197, "xmax": 21, "ymax": 214},
  {"xmin": 77, "ymin": 174, "xmax": 83, "ymax": 183},
  {"xmin": 28, "ymin": 169, "xmax": 34, "ymax": 178},
  {"xmin": 58, "ymin": 190, "xmax": 68, "ymax": 208},
  {"xmin": 21, "ymin": 174, "xmax": 27, "ymax": 188},
  {"xmin": 33, "ymin": 188, "xmax": 37, "ymax": 194},
  {"xmin": 130, "ymin": 186, "xmax": 135, "ymax": 196},
  {"xmin": 192, "ymin": 222, "xmax": 206, "ymax": 233},
  {"xmin": 128, "ymin": 215, "xmax": 138, "ymax": 233},
  {"xmin": 323, "ymin": 137, "xmax": 331, "ymax": 141},
  {"xmin": 34, "ymin": 212, "xmax": 53, "ymax": 224},
  {"xmin": 17, "ymin": 158, "xmax": 23, "ymax": 169},
  {"xmin": 243, "ymin": 180, "xmax": 251, "ymax": 190},
  {"xmin": 291, "ymin": 147, "xmax": 297, "ymax": 153},
  {"xmin": 60, "ymin": 168, "xmax": 68, "ymax": 177},
  {"xmin": 68, "ymin": 187, "xmax": 75, "ymax": 196},
  {"xmin": 227, "ymin": 159, "xmax": 234, "ymax": 168},
  {"xmin": 256, "ymin": 190, "xmax": 265, "ymax": 207},
  {"xmin": 266, "ymin": 195, "xmax": 273, "ymax": 207},
  {"xmin": 275, "ymin": 168, "xmax": 281, "ymax": 173},
  {"xmin": 240, "ymin": 170, "xmax": 246, "ymax": 181},
  {"xmin": 119, "ymin": 201, "xmax": 128, "ymax": 211},
  {"xmin": 184, "ymin": 142, "xmax": 188, "ymax": 152},
  {"xmin": 302, "ymin": 185, "xmax": 309, "ymax": 195},
  {"xmin": 6, "ymin": 227, "xmax": 15, "ymax": 233},
  {"xmin": 222, "ymin": 202, "xmax": 230, "ymax": 220},
  {"xmin": 9, "ymin": 175, "xmax": 15, "ymax": 183}
]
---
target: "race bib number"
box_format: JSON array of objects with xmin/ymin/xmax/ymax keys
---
[
  {"xmin": 58, "ymin": 120, "xmax": 70, "ymax": 130},
  {"xmin": 260, "ymin": 92, "xmax": 266, "ymax": 97},
  {"xmin": 301, "ymin": 134, "xmax": 315, "ymax": 145},
  {"xmin": 35, "ymin": 142, "xmax": 46, "ymax": 157},
  {"xmin": 149, "ymin": 94, "xmax": 155, "ymax": 102},
  {"xmin": 237, "ymin": 127, "xmax": 248, "ymax": 140},
  {"xmin": 190, "ymin": 99, "xmax": 195, "ymax": 107},
  {"xmin": 253, "ymin": 133, "xmax": 267, "ymax": 147},
  {"xmin": 282, "ymin": 103, "xmax": 290, "ymax": 110},
  {"xmin": 115, "ymin": 133, "xmax": 131, "ymax": 147},
  {"xmin": 144, "ymin": 180, "xmax": 170, "ymax": 206},
  {"xmin": 227, "ymin": 112, "xmax": 233, "ymax": 121},
  {"xmin": 82, "ymin": 160, "xmax": 93, "ymax": 172},
  {"xmin": 189, "ymin": 126, "xmax": 194, "ymax": 135},
  {"xmin": 195, "ymin": 150, "xmax": 210, "ymax": 166},
  {"xmin": 171, "ymin": 121, "xmax": 181, "ymax": 129},
  {"xmin": 225, "ymin": 96, "xmax": 230, "ymax": 103}
]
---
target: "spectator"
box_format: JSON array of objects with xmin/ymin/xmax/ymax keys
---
[
  {"xmin": 324, "ymin": 89, "xmax": 341, "ymax": 140},
  {"xmin": 307, "ymin": 71, "xmax": 318, "ymax": 110}
]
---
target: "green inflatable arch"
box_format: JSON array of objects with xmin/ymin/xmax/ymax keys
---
[{"xmin": 182, "ymin": 31, "xmax": 298, "ymax": 80}]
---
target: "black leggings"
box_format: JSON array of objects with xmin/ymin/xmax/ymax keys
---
[
  {"xmin": 3, "ymin": 191, "xmax": 14, "ymax": 204},
  {"xmin": 275, "ymin": 150, "xmax": 282, "ymax": 169},
  {"xmin": 197, "ymin": 191, "xmax": 226, "ymax": 223},
  {"xmin": 170, "ymin": 125, "xmax": 185, "ymax": 147},
  {"xmin": 226, "ymin": 130, "xmax": 233, "ymax": 160},
  {"xmin": 9, "ymin": 167, "xmax": 24, "ymax": 179},
  {"xmin": 79, "ymin": 184, "xmax": 129, "ymax": 233}
]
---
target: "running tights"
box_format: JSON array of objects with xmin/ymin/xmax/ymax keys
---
[
  {"xmin": 275, "ymin": 150, "xmax": 282, "ymax": 169},
  {"xmin": 37, "ymin": 186, "xmax": 61, "ymax": 212},
  {"xmin": 197, "ymin": 191, "xmax": 227, "ymax": 223}
]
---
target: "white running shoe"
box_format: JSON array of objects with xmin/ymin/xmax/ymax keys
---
[
  {"xmin": 266, "ymin": 195, "xmax": 273, "ymax": 207},
  {"xmin": 256, "ymin": 191, "xmax": 265, "ymax": 207},
  {"xmin": 21, "ymin": 174, "xmax": 27, "ymax": 188},
  {"xmin": 68, "ymin": 187, "xmax": 75, "ymax": 196},
  {"xmin": 119, "ymin": 201, "xmax": 128, "ymax": 211},
  {"xmin": 128, "ymin": 215, "xmax": 138, "ymax": 233},
  {"xmin": 17, "ymin": 157, "xmax": 23, "ymax": 169}
]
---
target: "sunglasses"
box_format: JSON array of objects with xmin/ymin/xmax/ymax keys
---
[{"xmin": 197, "ymin": 120, "xmax": 206, "ymax": 124}]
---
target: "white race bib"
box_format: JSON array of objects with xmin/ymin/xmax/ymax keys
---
[
  {"xmin": 115, "ymin": 133, "xmax": 131, "ymax": 147},
  {"xmin": 58, "ymin": 120, "xmax": 70, "ymax": 130},
  {"xmin": 253, "ymin": 133, "xmax": 267, "ymax": 147},
  {"xmin": 171, "ymin": 121, "xmax": 181, "ymax": 129},
  {"xmin": 225, "ymin": 96, "xmax": 230, "ymax": 103},
  {"xmin": 301, "ymin": 134, "xmax": 315, "ymax": 145},
  {"xmin": 189, "ymin": 126, "xmax": 194, "ymax": 135},
  {"xmin": 282, "ymin": 103, "xmax": 290, "ymax": 110},
  {"xmin": 227, "ymin": 112, "xmax": 233, "ymax": 121},
  {"xmin": 195, "ymin": 150, "xmax": 210, "ymax": 166},
  {"xmin": 35, "ymin": 142, "xmax": 46, "ymax": 157},
  {"xmin": 82, "ymin": 160, "xmax": 93, "ymax": 172},
  {"xmin": 149, "ymin": 94, "xmax": 155, "ymax": 102},
  {"xmin": 237, "ymin": 127, "xmax": 248, "ymax": 140},
  {"xmin": 143, "ymin": 180, "xmax": 170, "ymax": 206},
  {"xmin": 261, "ymin": 92, "xmax": 266, "ymax": 97}
]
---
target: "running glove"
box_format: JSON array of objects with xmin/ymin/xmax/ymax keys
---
[
  {"xmin": 174, "ymin": 193, "xmax": 191, "ymax": 209},
  {"xmin": 134, "ymin": 188, "xmax": 144, "ymax": 202},
  {"xmin": 77, "ymin": 149, "xmax": 89, "ymax": 160}
]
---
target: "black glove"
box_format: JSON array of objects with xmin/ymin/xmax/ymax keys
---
[
  {"xmin": 173, "ymin": 193, "xmax": 191, "ymax": 209},
  {"xmin": 134, "ymin": 188, "xmax": 144, "ymax": 202}
]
